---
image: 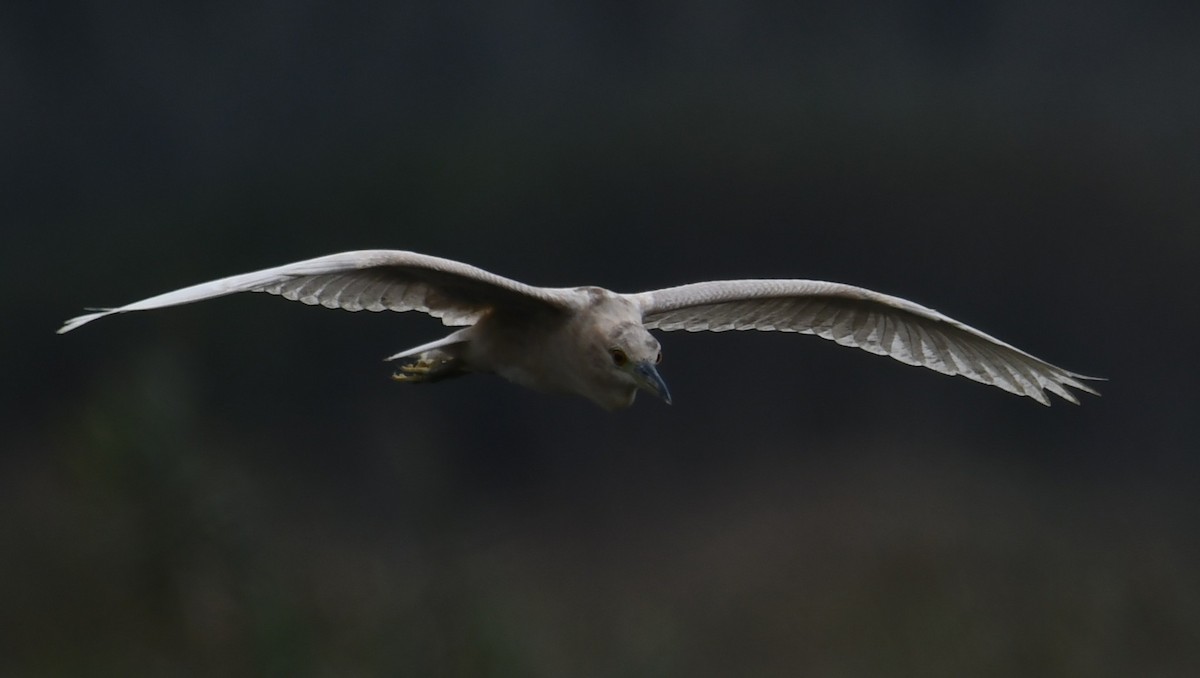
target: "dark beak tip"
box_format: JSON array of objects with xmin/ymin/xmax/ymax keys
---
[{"xmin": 636, "ymin": 361, "xmax": 672, "ymax": 405}]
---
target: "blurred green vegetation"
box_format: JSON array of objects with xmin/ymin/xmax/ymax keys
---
[{"xmin": 8, "ymin": 378, "xmax": 1199, "ymax": 676}]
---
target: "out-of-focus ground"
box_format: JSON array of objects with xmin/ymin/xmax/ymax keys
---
[{"xmin": 3, "ymin": 2, "xmax": 1198, "ymax": 676}]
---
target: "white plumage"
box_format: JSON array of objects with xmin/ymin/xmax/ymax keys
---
[{"xmin": 59, "ymin": 250, "xmax": 1100, "ymax": 409}]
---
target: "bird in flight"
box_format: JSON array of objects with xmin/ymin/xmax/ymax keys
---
[{"xmin": 59, "ymin": 250, "xmax": 1100, "ymax": 410}]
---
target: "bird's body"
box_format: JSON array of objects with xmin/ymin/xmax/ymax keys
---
[
  {"xmin": 58, "ymin": 250, "xmax": 1100, "ymax": 409},
  {"xmin": 386, "ymin": 286, "xmax": 666, "ymax": 410}
]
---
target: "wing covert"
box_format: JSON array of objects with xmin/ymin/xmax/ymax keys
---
[{"xmin": 631, "ymin": 279, "xmax": 1100, "ymax": 405}]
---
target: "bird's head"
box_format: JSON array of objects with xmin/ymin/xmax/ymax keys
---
[{"xmin": 599, "ymin": 322, "xmax": 672, "ymax": 407}]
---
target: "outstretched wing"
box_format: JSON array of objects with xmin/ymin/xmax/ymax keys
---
[
  {"xmin": 59, "ymin": 250, "xmax": 578, "ymax": 334},
  {"xmin": 630, "ymin": 279, "xmax": 1100, "ymax": 405}
]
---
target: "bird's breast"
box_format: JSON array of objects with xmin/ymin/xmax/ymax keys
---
[{"xmin": 465, "ymin": 311, "xmax": 586, "ymax": 392}]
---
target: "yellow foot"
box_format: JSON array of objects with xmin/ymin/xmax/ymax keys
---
[
  {"xmin": 391, "ymin": 363, "xmax": 428, "ymax": 382},
  {"xmin": 391, "ymin": 356, "xmax": 452, "ymax": 383}
]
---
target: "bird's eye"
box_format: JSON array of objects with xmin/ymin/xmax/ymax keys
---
[
  {"xmin": 655, "ymin": 351, "xmax": 663, "ymax": 365},
  {"xmin": 610, "ymin": 348, "xmax": 628, "ymax": 366}
]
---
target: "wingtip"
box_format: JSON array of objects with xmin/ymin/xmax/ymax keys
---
[
  {"xmin": 1067, "ymin": 373, "xmax": 1104, "ymax": 398},
  {"xmin": 56, "ymin": 309, "xmax": 112, "ymax": 334},
  {"xmin": 1042, "ymin": 372, "xmax": 1102, "ymax": 405}
]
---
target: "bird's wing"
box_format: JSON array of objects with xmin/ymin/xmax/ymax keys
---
[
  {"xmin": 59, "ymin": 250, "xmax": 579, "ymax": 334},
  {"xmin": 630, "ymin": 279, "xmax": 1100, "ymax": 405}
]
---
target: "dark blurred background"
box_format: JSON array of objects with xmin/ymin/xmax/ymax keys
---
[{"xmin": 4, "ymin": 1, "xmax": 1198, "ymax": 676}]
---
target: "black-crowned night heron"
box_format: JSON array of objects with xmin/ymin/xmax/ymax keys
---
[{"xmin": 58, "ymin": 250, "xmax": 1100, "ymax": 410}]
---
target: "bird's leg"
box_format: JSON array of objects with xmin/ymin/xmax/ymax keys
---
[{"xmin": 390, "ymin": 349, "xmax": 466, "ymax": 384}]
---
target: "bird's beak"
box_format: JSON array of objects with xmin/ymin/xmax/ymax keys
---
[{"xmin": 634, "ymin": 361, "xmax": 672, "ymax": 405}]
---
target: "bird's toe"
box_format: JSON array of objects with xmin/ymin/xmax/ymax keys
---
[{"xmin": 388, "ymin": 352, "xmax": 466, "ymax": 384}]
